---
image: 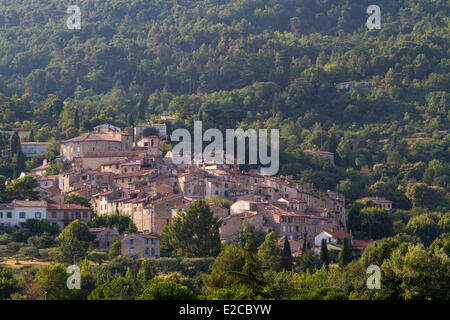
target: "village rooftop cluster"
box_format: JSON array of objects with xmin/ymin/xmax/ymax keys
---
[{"xmin": 1, "ymin": 122, "xmax": 392, "ymax": 258}]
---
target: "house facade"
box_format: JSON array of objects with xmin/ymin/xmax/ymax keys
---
[
  {"xmin": 121, "ymin": 233, "xmax": 160, "ymax": 259},
  {"xmin": 61, "ymin": 124, "xmax": 133, "ymax": 161}
]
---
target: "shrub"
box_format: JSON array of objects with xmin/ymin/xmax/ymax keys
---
[
  {"xmin": 180, "ymin": 257, "xmax": 215, "ymax": 277},
  {"xmin": 138, "ymin": 277, "xmax": 197, "ymax": 300},
  {"xmin": 19, "ymin": 246, "xmax": 40, "ymax": 258},
  {"xmin": 151, "ymin": 257, "xmax": 182, "ymax": 274}
]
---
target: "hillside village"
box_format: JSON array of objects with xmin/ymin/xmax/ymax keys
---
[{"xmin": 0, "ymin": 122, "xmax": 378, "ymax": 260}]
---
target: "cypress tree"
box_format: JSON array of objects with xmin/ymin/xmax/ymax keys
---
[
  {"xmin": 127, "ymin": 113, "xmax": 134, "ymax": 127},
  {"xmin": 320, "ymin": 238, "xmax": 329, "ymax": 267},
  {"xmin": 281, "ymin": 236, "xmax": 293, "ymax": 271},
  {"xmin": 138, "ymin": 97, "xmax": 146, "ymax": 122},
  {"xmin": 13, "ymin": 148, "xmax": 25, "ymax": 178},
  {"xmin": 339, "ymin": 237, "xmax": 352, "ymax": 268},
  {"xmin": 29, "ymin": 129, "xmax": 35, "ymax": 142},
  {"xmin": 10, "ymin": 132, "xmax": 19, "ymax": 156},
  {"xmin": 74, "ymin": 110, "xmax": 80, "ymax": 129},
  {"xmin": 301, "ymin": 234, "xmax": 309, "ymax": 255}
]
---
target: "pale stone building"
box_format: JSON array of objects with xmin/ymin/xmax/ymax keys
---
[
  {"xmin": 61, "ymin": 124, "xmax": 133, "ymax": 161},
  {"xmin": 121, "ymin": 233, "xmax": 160, "ymax": 259}
]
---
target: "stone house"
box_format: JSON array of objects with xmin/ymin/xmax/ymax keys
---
[
  {"xmin": 21, "ymin": 142, "xmax": 48, "ymax": 155},
  {"xmin": 141, "ymin": 193, "xmax": 184, "ymax": 235},
  {"xmin": 121, "ymin": 233, "xmax": 160, "ymax": 259},
  {"xmin": 46, "ymin": 203, "xmax": 91, "ymax": 229},
  {"xmin": 360, "ymin": 196, "xmax": 393, "ymax": 212},
  {"xmin": 89, "ymin": 227, "xmax": 120, "ymax": 249},
  {"xmin": 61, "ymin": 124, "xmax": 133, "ymax": 161}
]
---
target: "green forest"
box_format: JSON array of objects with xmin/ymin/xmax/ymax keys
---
[
  {"xmin": 0, "ymin": 0, "xmax": 449, "ymax": 300},
  {"xmin": 0, "ymin": 0, "xmax": 448, "ymax": 207}
]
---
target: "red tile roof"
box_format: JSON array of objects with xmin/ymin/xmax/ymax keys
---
[
  {"xmin": 113, "ymin": 169, "xmax": 158, "ymax": 179},
  {"xmin": 21, "ymin": 142, "xmax": 48, "ymax": 145},
  {"xmin": 63, "ymin": 132, "xmax": 121, "ymax": 143},
  {"xmin": 82, "ymin": 151, "xmax": 145, "ymax": 158},
  {"xmin": 89, "ymin": 227, "xmax": 110, "ymax": 233},
  {"xmin": 47, "ymin": 203, "xmax": 91, "ymax": 210},
  {"xmin": 324, "ymin": 230, "xmax": 351, "ymax": 239}
]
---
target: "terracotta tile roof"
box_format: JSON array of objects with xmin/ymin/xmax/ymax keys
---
[
  {"xmin": 324, "ymin": 230, "xmax": 351, "ymax": 239},
  {"xmin": 63, "ymin": 132, "xmax": 121, "ymax": 143},
  {"xmin": 12, "ymin": 200, "xmax": 48, "ymax": 207},
  {"xmin": 124, "ymin": 233, "xmax": 159, "ymax": 240},
  {"xmin": 82, "ymin": 151, "xmax": 145, "ymax": 158},
  {"xmin": 113, "ymin": 169, "xmax": 158, "ymax": 179},
  {"xmin": 47, "ymin": 203, "xmax": 91, "ymax": 210},
  {"xmin": 89, "ymin": 227, "xmax": 110, "ymax": 233},
  {"xmin": 31, "ymin": 163, "xmax": 50, "ymax": 171},
  {"xmin": 361, "ymin": 197, "xmax": 392, "ymax": 203},
  {"xmin": 352, "ymin": 239, "xmax": 372, "ymax": 248},
  {"xmin": 21, "ymin": 142, "xmax": 48, "ymax": 145}
]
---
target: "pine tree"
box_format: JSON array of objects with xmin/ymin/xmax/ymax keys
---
[
  {"xmin": 137, "ymin": 257, "xmax": 154, "ymax": 289},
  {"xmin": 228, "ymin": 233, "xmax": 266, "ymax": 299},
  {"xmin": 281, "ymin": 236, "xmax": 293, "ymax": 271},
  {"xmin": 320, "ymin": 238, "xmax": 329, "ymax": 268},
  {"xmin": 74, "ymin": 110, "xmax": 80, "ymax": 129},
  {"xmin": 339, "ymin": 237, "xmax": 352, "ymax": 268}
]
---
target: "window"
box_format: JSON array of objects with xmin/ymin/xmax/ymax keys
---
[
  {"xmin": 35, "ymin": 212, "xmax": 42, "ymax": 219},
  {"xmin": 7, "ymin": 212, "xmax": 12, "ymax": 218},
  {"xmin": 19, "ymin": 212, "xmax": 26, "ymax": 219},
  {"xmin": 145, "ymin": 239, "xmax": 149, "ymax": 244},
  {"xmin": 83, "ymin": 212, "xmax": 88, "ymax": 218},
  {"xmin": 130, "ymin": 247, "xmax": 134, "ymax": 255},
  {"xmin": 0, "ymin": 212, "xmax": 2, "ymax": 218},
  {"xmin": 282, "ymin": 226, "xmax": 286, "ymax": 233},
  {"xmin": 151, "ymin": 239, "xmax": 156, "ymax": 245},
  {"xmin": 151, "ymin": 248, "xmax": 155, "ymax": 255},
  {"xmin": 145, "ymin": 248, "xmax": 149, "ymax": 255},
  {"xmin": 127, "ymin": 239, "xmax": 134, "ymax": 245},
  {"xmin": 52, "ymin": 212, "xmax": 57, "ymax": 218}
]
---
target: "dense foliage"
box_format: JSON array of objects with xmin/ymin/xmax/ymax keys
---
[{"xmin": 0, "ymin": 0, "xmax": 448, "ymax": 301}]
